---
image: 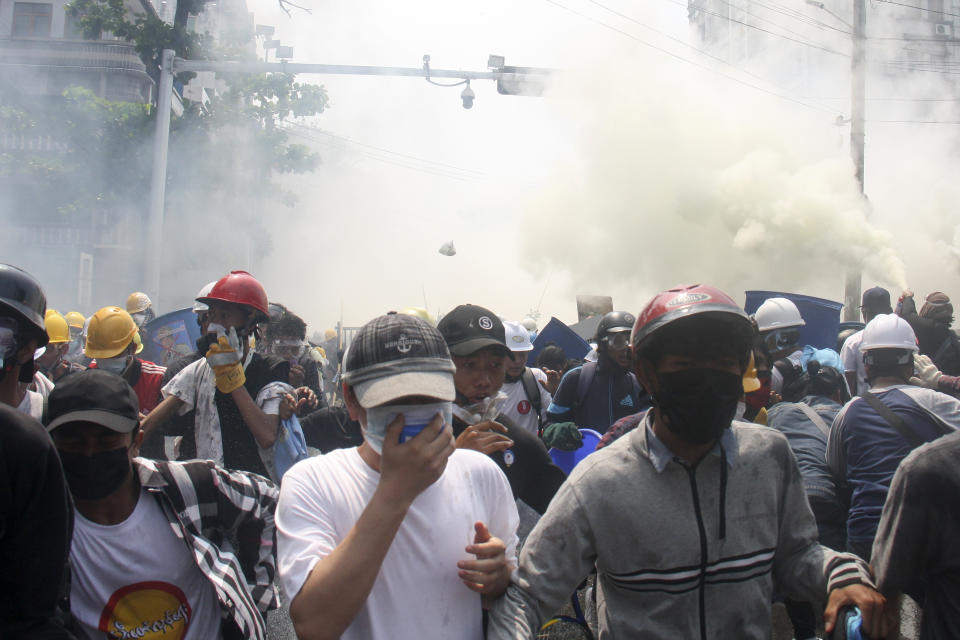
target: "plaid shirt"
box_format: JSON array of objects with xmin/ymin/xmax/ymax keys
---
[{"xmin": 134, "ymin": 457, "xmax": 280, "ymax": 640}]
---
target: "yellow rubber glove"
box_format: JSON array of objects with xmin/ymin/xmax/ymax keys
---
[{"xmin": 205, "ymin": 327, "xmax": 246, "ymax": 394}]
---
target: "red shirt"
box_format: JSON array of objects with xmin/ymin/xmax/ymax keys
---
[{"xmin": 90, "ymin": 358, "xmax": 166, "ymax": 414}]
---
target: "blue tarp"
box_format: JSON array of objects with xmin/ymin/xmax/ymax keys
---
[{"xmin": 527, "ymin": 316, "xmax": 592, "ymax": 366}]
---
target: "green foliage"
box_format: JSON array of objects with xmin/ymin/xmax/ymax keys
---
[
  {"xmin": 0, "ymin": 87, "xmax": 152, "ymax": 220},
  {"xmin": 10, "ymin": 0, "xmax": 329, "ymax": 271}
]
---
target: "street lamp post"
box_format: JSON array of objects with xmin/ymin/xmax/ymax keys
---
[{"xmin": 144, "ymin": 54, "xmax": 551, "ymax": 308}]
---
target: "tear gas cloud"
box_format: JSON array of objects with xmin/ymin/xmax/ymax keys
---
[
  {"xmin": 251, "ymin": 0, "xmax": 960, "ymax": 329},
  {"xmin": 4, "ymin": 0, "xmax": 959, "ymax": 332}
]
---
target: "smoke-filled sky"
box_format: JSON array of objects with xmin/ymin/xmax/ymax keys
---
[{"xmin": 239, "ymin": 0, "xmax": 959, "ymax": 331}]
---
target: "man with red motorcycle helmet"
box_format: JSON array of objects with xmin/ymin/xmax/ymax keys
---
[
  {"xmin": 143, "ymin": 271, "xmax": 295, "ymax": 479},
  {"xmin": 489, "ymin": 284, "xmax": 889, "ymax": 640}
]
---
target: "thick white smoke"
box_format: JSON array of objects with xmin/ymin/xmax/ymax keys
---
[{"xmin": 517, "ymin": 52, "xmax": 910, "ymax": 310}]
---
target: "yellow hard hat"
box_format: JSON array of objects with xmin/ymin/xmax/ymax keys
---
[
  {"xmin": 45, "ymin": 308, "xmax": 59, "ymax": 319},
  {"xmin": 742, "ymin": 352, "xmax": 761, "ymax": 393},
  {"xmin": 64, "ymin": 311, "xmax": 86, "ymax": 328},
  {"xmin": 45, "ymin": 311, "xmax": 70, "ymax": 344},
  {"xmin": 323, "ymin": 328, "xmax": 337, "ymax": 341},
  {"xmin": 126, "ymin": 291, "xmax": 152, "ymax": 314},
  {"xmin": 399, "ymin": 307, "xmax": 435, "ymax": 326},
  {"xmin": 133, "ymin": 331, "xmax": 144, "ymax": 354},
  {"xmin": 85, "ymin": 306, "xmax": 138, "ymax": 359}
]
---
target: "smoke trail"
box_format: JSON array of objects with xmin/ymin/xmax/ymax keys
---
[{"xmin": 517, "ymin": 53, "xmax": 909, "ymax": 304}]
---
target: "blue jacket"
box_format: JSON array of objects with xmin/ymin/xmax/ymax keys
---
[
  {"xmin": 827, "ymin": 384, "xmax": 960, "ymax": 551},
  {"xmin": 767, "ymin": 395, "xmax": 841, "ymax": 505},
  {"xmin": 546, "ymin": 361, "xmax": 649, "ymax": 434}
]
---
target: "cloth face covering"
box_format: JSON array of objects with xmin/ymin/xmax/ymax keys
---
[
  {"xmin": 96, "ymin": 355, "xmax": 129, "ymax": 375},
  {"xmin": 362, "ymin": 402, "xmax": 453, "ymax": 454},
  {"xmin": 654, "ymin": 368, "xmax": 743, "ymax": 445},
  {"xmin": 59, "ymin": 446, "xmax": 132, "ymax": 500}
]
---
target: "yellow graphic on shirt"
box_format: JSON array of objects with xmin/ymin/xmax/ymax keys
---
[{"xmin": 97, "ymin": 581, "xmax": 192, "ymax": 639}]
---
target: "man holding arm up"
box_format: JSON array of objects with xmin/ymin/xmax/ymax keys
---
[{"xmin": 276, "ymin": 312, "xmax": 518, "ymax": 640}]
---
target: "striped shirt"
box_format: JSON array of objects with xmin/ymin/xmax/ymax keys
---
[{"xmin": 133, "ymin": 458, "xmax": 280, "ymax": 639}]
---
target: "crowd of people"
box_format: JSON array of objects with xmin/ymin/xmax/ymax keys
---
[{"xmin": 3, "ymin": 262, "xmax": 960, "ymax": 640}]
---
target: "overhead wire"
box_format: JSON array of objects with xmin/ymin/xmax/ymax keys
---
[
  {"xmin": 872, "ymin": 0, "xmax": 960, "ymax": 19},
  {"xmin": 542, "ymin": 0, "xmax": 839, "ymax": 113},
  {"xmin": 281, "ymin": 121, "xmax": 490, "ymax": 182}
]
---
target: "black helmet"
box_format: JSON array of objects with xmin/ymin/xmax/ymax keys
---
[
  {"xmin": 0, "ymin": 264, "xmax": 48, "ymax": 346},
  {"xmin": 594, "ymin": 311, "xmax": 636, "ymax": 342}
]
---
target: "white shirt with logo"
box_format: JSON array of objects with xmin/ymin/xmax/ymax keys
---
[
  {"xmin": 500, "ymin": 368, "xmax": 552, "ymax": 435},
  {"xmin": 70, "ymin": 489, "xmax": 223, "ymax": 640}
]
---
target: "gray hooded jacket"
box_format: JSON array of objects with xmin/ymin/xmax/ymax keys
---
[{"xmin": 488, "ymin": 417, "xmax": 873, "ymax": 639}]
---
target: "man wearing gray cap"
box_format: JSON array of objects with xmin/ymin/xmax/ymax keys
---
[
  {"xmin": 47, "ymin": 369, "xmax": 280, "ymax": 640},
  {"xmin": 276, "ymin": 313, "xmax": 518, "ymax": 640}
]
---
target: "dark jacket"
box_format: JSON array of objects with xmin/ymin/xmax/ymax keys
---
[
  {"xmin": 546, "ymin": 359, "xmax": 649, "ymax": 434},
  {"xmin": 452, "ymin": 412, "xmax": 566, "ymax": 515},
  {"xmin": 1, "ymin": 404, "xmax": 79, "ymax": 639},
  {"xmin": 901, "ymin": 296, "xmax": 960, "ymax": 375}
]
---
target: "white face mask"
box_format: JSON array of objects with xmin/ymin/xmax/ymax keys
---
[
  {"xmin": 362, "ymin": 402, "xmax": 453, "ymax": 454},
  {"xmin": 97, "ymin": 355, "xmax": 130, "ymax": 375}
]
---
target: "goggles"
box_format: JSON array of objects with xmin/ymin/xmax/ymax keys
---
[
  {"xmin": 272, "ymin": 339, "xmax": 306, "ymax": 358},
  {"xmin": 765, "ymin": 328, "xmax": 800, "ymax": 351},
  {"xmin": 606, "ymin": 332, "xmax": 631, "ymax": 350}
]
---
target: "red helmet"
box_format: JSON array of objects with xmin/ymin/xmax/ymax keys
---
[
  {"xmin": 197, "ymin": 271, "xmax": 269, "ymax": 319},
  {"xmin": 631, "ymin": 284, "xmax": 752, "ymax": 349}
]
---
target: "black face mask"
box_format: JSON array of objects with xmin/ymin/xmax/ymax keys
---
[
  {"xmin": 18, "ymin": 356, "xmax": 36, "ymax": 383},
  {"xmin": 653, "ymin": 368, "xmax": 743, "ymax": 445},
  {"xmin": 59, "ymin": 446, "xmax": 132, "ymax": 501}
]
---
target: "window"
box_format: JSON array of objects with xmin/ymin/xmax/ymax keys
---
[
  {"xmin": 63, "ymin": 12, "xmax": 86, "ymax": 39},
  {"xmin": 12, "ymin": 3, "xmax": 52, "ymax": 37}
]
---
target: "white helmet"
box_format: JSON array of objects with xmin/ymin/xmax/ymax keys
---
[
  {"xmin": 861, "ymin": 314, "xmax": 918, "ymax": 353},
  {"xmin": 755, "ymin": 297, "xmax": 806, "ymax": 332},
  {"xmin": 503, "ymin": 320, "xmax": 533, "ymax": 352},
  {"xmin": 192, "ymin": 281, "xmax": 217, "ymax": 314}
]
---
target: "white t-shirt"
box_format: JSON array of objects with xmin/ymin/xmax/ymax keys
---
[
  {"xmin": 70, "ymin": 489, "xmax": 222, "ymax": 640},
  {"xmin": 500, "ymin": 368, "xmax": 552, "ymax": 435},
  {"xmin": 840, "ymin": 330, "xmax": 867, "ymax": 395},
  {"xmin": 276, "ymin": 447, "xmax": 520, "ymax": 640},
  {"xmin": 17, "ymin": 388, "xmax": 43, "ymax": 420}
]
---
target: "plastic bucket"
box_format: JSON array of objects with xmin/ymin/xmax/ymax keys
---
[
  {"xmin": 549, "ymin": 428, "xmax": 602, "ymax": 475},
  {"xmin": 141, "ymin": 308, "xmax": 201, "ymax": 367},
  {"xmin": 744, "ymin": 291, "xmax": 844, "ymax": 351}
]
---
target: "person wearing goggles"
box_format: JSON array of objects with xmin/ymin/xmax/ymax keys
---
[{"xmin": 542, "ymin": 311, "xmax": 652, "ymax": 449}]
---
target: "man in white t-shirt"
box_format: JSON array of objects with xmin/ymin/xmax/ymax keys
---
[
  {"xmin": 47, "ymin": 369, "xmax": 280, "ymax": 640},
  {"xmin": 500, "ymin": 320, "xmax": 552, "ymax": 436},
  {"xmin": 276, "ymin": 313, "xmax": 519, "ymax": 640},
  {"xmin": 840, "ymin": 286, "xmax": 893, "ymax": 396}
]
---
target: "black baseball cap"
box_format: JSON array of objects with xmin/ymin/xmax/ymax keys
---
[
  {"xmin": 861, "ymin": 286, "xmax": 892, "ymax": 313},
  {"xmin": 341, "ymin": 313, "xmax": 456, "ymax": 408},
  {"xmin": 437, "ymin": 304, "xmax": 510, "ymax": 357},
  {"xmin": 46, "ymin": 369, "xmax": 140, "ymax": 433}
]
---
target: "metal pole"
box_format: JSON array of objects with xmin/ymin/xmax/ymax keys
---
[
  {"xmin": 146, "ymin": 49, "xmax": 175, "ymax": 310},
  {"xmin": 844, "ymin": 0, "xmax": 867, "ymax": 321}
]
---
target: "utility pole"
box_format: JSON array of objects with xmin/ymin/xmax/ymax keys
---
[
  {"xmin": 146, "ymin": 49, "xmax": 175, "ymax": 310},
  {"xmin": 844, "ymin": 0, "xmax": 867, "ymax": 320}
]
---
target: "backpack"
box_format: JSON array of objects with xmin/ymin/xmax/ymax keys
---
[
  {"xmin": 574, "ymin": 362, "xmax": 642, "ymax": 411},
  {"xmin": 519, "ymin": 368, "xmax": 543, "ymax": 431},
  {"xmin": 774, "ymin": 358, "xmax": 807, "ymax": 402}
]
